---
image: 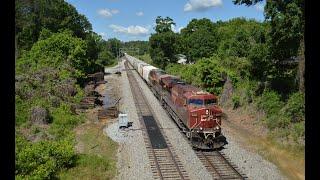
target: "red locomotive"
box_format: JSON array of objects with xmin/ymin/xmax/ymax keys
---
[{"xmin": 126, "ymin": 54, "xmax": 226, "ymax": 149}]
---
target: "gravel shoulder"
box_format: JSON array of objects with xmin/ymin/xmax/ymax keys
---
[
  {"xmin": 104, "ymin": 58, "xmax": 287, "ymax": 180},
  {"xmin": 221, "ymin": 121, "xmax": 287, "ymax": 180},
  {"xmin": 104, "ymin": 60, "xmax": 153, "ymax": 180}
]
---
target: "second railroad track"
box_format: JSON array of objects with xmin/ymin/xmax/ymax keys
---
[{"xmin": 125, "ymin": 61, "xmax": 189, "ymax": 180}]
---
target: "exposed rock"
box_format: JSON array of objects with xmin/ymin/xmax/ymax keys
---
[
  {"xmin": 84, "ymin": 84, "xmax": 95, "ymax": 96},
  {"xmin": 219, "ymin": 76, "xmax": 234, "ymax": 105},
  {"xmin": 15, "ymin": 81, "xmax": 35, "ymax": 99},
  {"xmin": 15, "ymin": 75, "xmax": 26, "ymax": 82},
  {"xmin": 50, "ymin": 96, "xmax": 61, "ymax": 107},
  {"xmin": 30, "ymin": 107, "xmax": 49, "ymax": 125},
  {"xmin": 87, "ymin": 72, "xmax": 104, "ymax": 83},
  {"xmin": 54, "ymin": 79, "xmax": 77, "ymax": 98}
]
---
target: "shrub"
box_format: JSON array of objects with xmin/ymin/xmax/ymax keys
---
[
  {"xmin": 292, "ymin": 121, "xmax": 305, "ymax": 143},
  {"xmin": 265, "ymin": 115, "xmax": 291, "ymax": 130},
  {"xmin": 49, "ymin": 103, "xmax": 83, "ymax": 139},
  {"xmin": 15, "ymin": 96, "xmax": 30, "ymax": 126},
  {"xmin": 232, "ymin": 95, "xmax": 240, "ymax": 109},
  {"xmin": 281, "ymin": 92, "xmax": 305, "ymax": 123},
  {"xmin": 15, "ymin": 139, "xmax": 76, "ymax": 179},
  {"xmin": 257, "ymin": 90, "xmax": 284, "ymax": 116}
]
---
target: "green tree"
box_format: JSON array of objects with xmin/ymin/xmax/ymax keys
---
[
  {"xmin": 106, "ymin": 38, "xmax": 122, "ymax": 58},
  {"xmin": 149, "ymin": 31, "xmax": 179, "ymax": 69},
  {"xmin": 154, "ymin": 16, "xmax": 176, "ymax": 33},
  {"xmin": 233, "ymin": 0, "xmax": 305, "ymax": 92},
  {"xmin": 149, "ymin": 16, "xmax": 179, "ymax": 68},
  {"xmin": 180, "ymin": 18, "xmax": 218, "ymax": 62},
  {"xmin": 15, "ymin": 0, "xmax": 92, "ymax": 56}
]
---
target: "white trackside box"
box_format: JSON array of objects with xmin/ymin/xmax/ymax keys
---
[{"xmin": 118, "ymin": 113, "xmax": 128, "ymax": 128}]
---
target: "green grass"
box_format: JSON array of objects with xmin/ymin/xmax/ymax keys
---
[
  {"xmin": 58, "ymin": 154, "xmax": 116, "ymax": 179},
  {"xmin": 58, "ymin": 123, "xmax": 118, "ymax": 179},
  {"xmin": 105, "ymin": 59, "xmax": 119, "ymax": 68}
]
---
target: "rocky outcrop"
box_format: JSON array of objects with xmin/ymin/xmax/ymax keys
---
[
  {"xmin": 30, "ymin": 106, "xmax": 49, "ymax": 125},
  {"xmin": 219, "ymin": 76, "xmax": 234, "ymax": 106}
]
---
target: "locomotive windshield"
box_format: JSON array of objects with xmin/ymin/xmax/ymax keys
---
[
  {"xmin": 188, "ymin": 99, "xmax": 203, "ymax": 105},
  {"xmin": 204, "ymin": 99, "xmax": 217, "ymax": 105}
]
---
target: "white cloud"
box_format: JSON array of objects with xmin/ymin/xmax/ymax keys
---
[
  {"xmin": 136, "ymin": 11, "xmax": 144, "ymax": 16},
  {"xmin": 109, "ymin": 24, "xmax": 149, "ymax": 36},
  {"xmin": 170, "ymin": 24, "xmax": 184, "ymax": 33},
  {"xmin": 97, "ymin": 9, "xmax": 119, "ymax": 18},
  {"xmin": 98, "ymin": 32, "xmax": 107, "ymax": 39},
  {"xmin": 178, "ymin": 27, "xmax": 184, "ymax": 32},
  {"xmin": 98, "ymin": 32, "xmax": 105, "ymax": 36},
  {"xmin": 111, "ymin": 9, "xmax": 119, "ymax": 14},
  {"xmin": 171, "ymin": 25, "xmax": 184, "ymax": 33},
  {"xmin": 184, "ymin": 0, "xmax": 222, "ymax": 12},
  {"xmin": 255, "ymin": 4, "xmax": 264, "ymax": 12}
]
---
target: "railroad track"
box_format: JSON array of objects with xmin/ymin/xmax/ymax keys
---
[
  {"xmin": 195, "ymin": 150, "xmax": 247, "ymax": 179},
  {"xmin": 125, "ymin": 60, "xmax": 189, "ymax": 180}
]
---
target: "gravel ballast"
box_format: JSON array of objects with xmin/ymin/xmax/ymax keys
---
[
  {"xmin": 105, "ymin": 58, "xmax": 287, "ymax": 180},
  {"xmin": 131, "ymin": 64, "xmax": 213, "ymax": 180},
  {"xmin": 221, "ymin": 127, "xmax": 287, "ymax": 180},
  {"xmin": 130, "ymin": 59, "xmax": 287, "ymax": 180},
  {"xmin": 106, "ymin": 60, "xmax": 154, "ymax": 180}
]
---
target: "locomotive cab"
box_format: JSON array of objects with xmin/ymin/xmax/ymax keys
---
[{"xmin": 185, "ymin": 92, "xmax": 226, "ymax": 149}]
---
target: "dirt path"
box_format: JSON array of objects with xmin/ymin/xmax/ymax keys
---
[{"xmin": 222, "ymin": 106, "xmax": 305, "ymax": 180}]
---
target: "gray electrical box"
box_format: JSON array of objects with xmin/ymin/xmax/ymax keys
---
[{"xmin": 118, "ymin": 113, "xmax": 128, "ymax": 128}]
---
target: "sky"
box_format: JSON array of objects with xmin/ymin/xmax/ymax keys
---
[{"xmin": 65, "ymin": 0, "xmax": 266, "ymax": 42}]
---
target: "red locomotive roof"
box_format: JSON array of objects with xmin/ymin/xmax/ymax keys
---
[
  {"xmin": 160, "ymin": 75, "xmax": 185, "ymax": 89},
  {"xmin": 172, "ymin": 83, "xmax": 217, "ymax": 100},
  {"xmin": 150, "ymin": 69, "xmax": 167, "ymax": 82}
]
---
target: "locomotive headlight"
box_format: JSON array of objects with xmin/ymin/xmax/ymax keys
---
[{"xmin": 206, "ymin": 109, "xmax": 209, "ymax": 115}]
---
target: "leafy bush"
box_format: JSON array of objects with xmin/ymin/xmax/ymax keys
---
[
  {"xmin": 257, "ymin": 90, "xmax": 284, "ymax": 116},
  {"xmin": 281, "ymin": 92, "xmax": 305, "ymax": 123},
  {"xmin": 232, "ymin": 95, "xmax": 240, "ymax": 109},
  {"xmin": 266, "ymin": 115, "xmax": 291, "ymax": 129},
  {"xmin": 16, "ymin": 30, "xmax": 89, "ymax": 78},
  {"xmin": 15, "ymin": 96, "xmax": 30, "ymax": 126},
  {"xmin": 15, "ymin": 139, "xmax": 76, "ymax": 179},
  {"xmin": 292, "ymin": 121, "xmax": 305, "ymax": 142},
  {"xmin": 49, "ymin": 103, "xmax": 84, "ymax": 139}
]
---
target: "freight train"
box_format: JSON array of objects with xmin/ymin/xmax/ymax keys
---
[{"xmin": 124, "ymin": 53, "xmax": 227, "ymax": 150}]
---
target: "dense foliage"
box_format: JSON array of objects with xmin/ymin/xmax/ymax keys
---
[
  {"xmin": 147, "ymin": 3, "xmax": 304, "ymax": 148},
  {"xmin": 15, "ymin": 0, "xmax": 118, "ymax": 178},
  {"xmin": 148, "ymin": 16, "xmax": 180, "ymax": 69},
  {"xmin": 16, "ymin": 135, "xmax": 76, "ymax": 179},
  {"xmin": 122, "ymin": 40, "xmax": 149, "ymax": 55}
]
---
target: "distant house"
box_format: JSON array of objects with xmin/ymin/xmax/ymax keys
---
[{"xmin": 176, "ymin": 54, "xmax": 187, "ymax": 64}]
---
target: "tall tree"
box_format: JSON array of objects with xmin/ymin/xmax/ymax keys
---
[
  {"xmin": 180, "ymin": 18, "xmax": 218, "ymax": 62},
  {"xmin": 154, "ymin": 16, "xmax": 176, "ymax": 33},
  {"xmin": 106, "ymin": 38, "xmax": 122, "ymax": 58},
  {"xmin": 15, "ymin": 0, "xmax": 92, "ymax": 55},
  {"xmin": 233, "ymin": 0, "xmax": 305, "ymax": 92},
  {"xmin": 149, "ymin": 16, "xmax": 179, "ymax": 68}
]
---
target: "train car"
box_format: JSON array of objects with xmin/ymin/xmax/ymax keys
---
[
  {"xmin": 137, "ymin": 62, "xmax": 148, "ymax": 77},
  {"xmin": 142, "ymin": 65, "xmax": 158, "ymax": 83},
  {"xmin": 124, "ymin": 54, "xmax": 226, "ymax": 149}
]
